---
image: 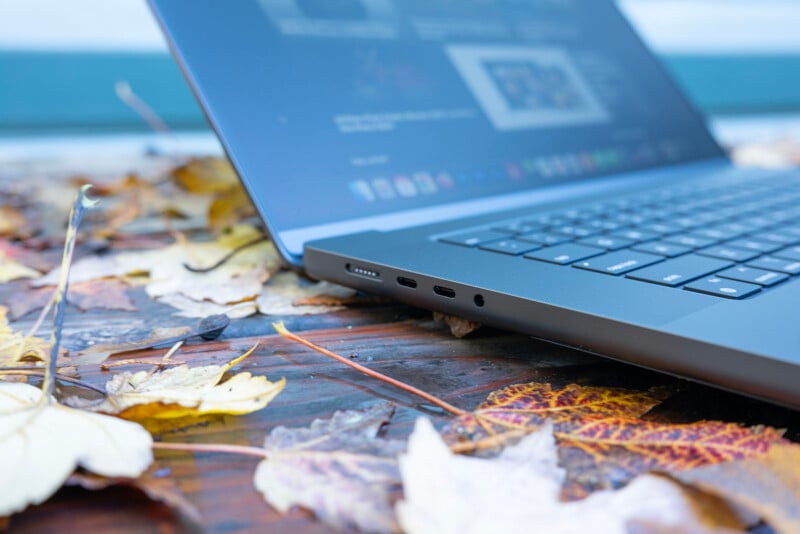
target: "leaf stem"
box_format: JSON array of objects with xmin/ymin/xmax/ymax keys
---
[
  {"xmin": 182, "ymin": 236, "xmax": 267, "ymax": 273},
  {"xmin": 272, "ymin": 321, "xmax": 467, "ymax": 417},
  {"xmin": 153, "ymin": 441, "xmax": 269, "ymax": 459}
]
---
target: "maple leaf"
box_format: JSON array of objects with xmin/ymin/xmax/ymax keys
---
[
  {"xmin": 67, "ymin": 345, "xmax": 285, "ymax": 433},
  {"xmin": 254, "ymin": 402, "xmax": 404, "ymax": 533},
  {"xmin": 0, "ymin": 382, "xmax": 153, "ymax": 516},
  {"xmin": 441, "ymin": 382, "xmax": 663, "ymax": 453},
  {"xmin": 667, "ymin": 443, "xmax": 800, "ymax": 534},
  {"xmin": 257, "ymin": 271, "xmax": 357, "ymax": 316},
  {"xmin": 397, "ymin": 418, "xmax": 751, "ymax": 534},
  {"xmin": 556, "ymin": 416, "xmax": 787, "ymax": 499}
]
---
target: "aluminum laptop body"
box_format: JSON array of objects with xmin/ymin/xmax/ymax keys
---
[{"xmin": 149, "ymin": 0, "xmax": 800, "ymax": 408}]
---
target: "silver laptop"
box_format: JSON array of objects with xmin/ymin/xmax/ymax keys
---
[{"xmin": 149, "ymin": 0, "xmax": 800, "ymax": 408}]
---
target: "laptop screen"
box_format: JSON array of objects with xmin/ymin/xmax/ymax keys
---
[{"xmin": 155, "ymin": 0, "xmax": 723, "ymax": 242}]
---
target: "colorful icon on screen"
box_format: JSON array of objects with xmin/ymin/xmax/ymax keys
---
[
  {"xmin": 349, "ymin": 180, "xmax": 375, "ymax": 202},
  {"xmin": 412, "ymin": 172, "xmax": 438, "ymax": 195},
  {"xmin": 371, "ymin": 177, "xmax": 396, "ymax": 199},
  {"xmin": 394, "ymin": 175, "xmax": 418, "ymax": 197}
]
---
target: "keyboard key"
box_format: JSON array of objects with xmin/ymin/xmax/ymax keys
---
[
  {"xmin": 663, "ymin": 233, "xmax": 718, "ymax": 249},
  {"xmin": 749, "ymin": 231, "xmax": 800, "ymax": 246},
  {"xmin": 774, "ymin": 246, "xmax": 800, "ymax": 262},
  {"xmin": 684, "ymin": 277, "xmax": 761, "ymax": 299},
  {"xmin": 586, "ymin": 219, "xmax": 623, "ymax": 231},
  {"xmin": 479, "ymin": 239, "xmax": 541, "ymax": 256},
  {"xmin": 517, "ymin": 232, "xmax": 571, "ymax": 246},
  {"xmin": 693, "ymin": 226, "xmax": 742, "ymax": 241},
  {"xmin": 747, "ymin": 256, "xmax": 800, "ymax": 275},
  {"xmin": 696, "ymin": 245, "xmax": 761, "ymax": 262},
  {"xmin": 626, "ymin": 255, "xmax": 733, "ymax": 287},
  {"xmin": 440, "ymin": 230, "xmax": 507, "ymax": 247},
  {"xmin": 725, "ymin": 238, "xmax": 783, "ymax": 254},
  {"xmin": 611, "ymin": 229, "xmax": 659, "ymax": 242},
  {"xmin": 491, "ymin": 222, "xmax": 543, "ymax": 235},
  {"xmin": 553, "ymin": 225, "xmax": 602, "ymax": 238},
  {"xmin": 632, "ymin": 241, "xmax": 692, "ymax": 258},
  {"xmin": 577, "ymin": 235, "xmax": 635, "ymax": 251},
  {"xmin": 716, "ymin": 265, "xmax": 789, "ymax": 287},
  {"xmin": 524, "ymin": 244, "xmax": 603, "ymax": 265},
  {"xmin": 639, "ymin": 222, "xmax": 680, "ymax": 235},
  {"xmin": 573, "ymin": 251, "xmax": 663, "ymax": 275}
]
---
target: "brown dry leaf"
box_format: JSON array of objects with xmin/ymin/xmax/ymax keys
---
[
  {"xmin": 254, "ymin": 402, "xmax": 404, "ymax": 533},
  {"xmin": 66, "ymin": 467, "xmax": 202, "ymax": 523},
  {"xmin": 397, "ymin": 418, "xmax": 750, "ymax": 534},
  {"xmin": 9, "ymin": 279, "xmax": 136, "ymax": 320},
  {"xmin": 208, "ymin": 186, "xmax": 256, "ymax": 232},
  {"xmin": 0, "ymin": 206, "xmax": 26, "ymax": 237},
  {"xmin": 433, "ymin": 312, "xmax": 481, "ymax": 338},
  {"xmin": 0, "ymin": 306, "xmax": 50, "ymax": 365},
  {"xmin": 0, "ymin": 382, "xmax": 153, "ymax": 516},
  {"xmin": 257, "ymin": 271, "xmax": 356, "ymax": 316},
  {"xmin": 0, "ymin": 251, "xmax": 40, "ymax": 284},
  {"xmin": 668, "ymin": 443, "xmax": 800, "ymax": 534},
  {"xmin": 556, "ymin": 417, "xmax": 787, "ymax": 500},
  {"xmin": 67, "ymin": 345, "xmax": 285, "ymax": 433}
]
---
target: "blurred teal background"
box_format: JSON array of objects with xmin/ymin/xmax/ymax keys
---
[{"xmin": 2, "ymin": 0, "xmax": 800, "ymax": 134}]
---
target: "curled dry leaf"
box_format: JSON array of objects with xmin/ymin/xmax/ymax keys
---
[
  {"xmin": 397, "ymin": 418, "xmax": 750, "ymax": 534},
  {"xmin": 0, "ymin": 382, "xmax": 153, "ymax": 516},
  {"xmin": 432, "ymin": 312, "xmax": 481, "ymax": 338},
  {"xmin": 254, "ymin": 402, "xmax": 404, "ymax": 533},
  {"xmin": 668, "ymin": 443, "xmax": 800, "ymax": 534},
  {"xmin": 67, "ymin": 345, "xmax": 285, "ymax": 433},
  {"xmin": 257, "ymin": 271, "xmax": 356, "ymax": 316}
]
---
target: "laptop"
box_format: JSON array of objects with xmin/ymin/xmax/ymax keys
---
[{"xmin": 149, "ymin": 0, "xmax": 800, "ymax": 409}]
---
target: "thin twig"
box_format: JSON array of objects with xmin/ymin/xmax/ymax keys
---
[
  {"xmin": 0, "ymin": 370, "xmax": 106, "ymax": 395},
  {"xmin": 272, "ymin": 321, "xmax": 467, "ymax": 417},
  {"xmin": 153, "ymin": 441, "xmax": 269, "ymax": 459},
  {"xmin": 43, "ymin": 185, "xmax": 98, "ymax": 403},
  {"xmin": 182, "ymin": 236, "xmax": 267, "ymax": 273},
  {"xmin": 26, "ymin": 290, "xmax": 56, "ymax": 338}
]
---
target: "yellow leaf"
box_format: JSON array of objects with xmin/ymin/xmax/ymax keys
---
[
  {"xmin": 0, "ymin": 382, "xmax": 153, "ymax": 516},
  {"xmin": 70, "ymin": 345, "xmax": 285, "ymax": 432},
  {"xmin": 0, "ymin": 251, "xmax": 40, "ymax": 283},
  {"xmin": 172, "ymin": 157, "xmax": 240, "ymax": 194},
  {"xmin": 0, "ymin": 306, "xmax": 50, "ymax": 365}
]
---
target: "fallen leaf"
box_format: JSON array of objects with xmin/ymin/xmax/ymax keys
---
[
  {"xmin": 556, "ymin": 417, "xmax": 787, "ymax": 499},
  {"xmin": 0, "ymin": 251, "xmax": 41, "ymax": 283},
  {"xmin": 0, "ymin": 206, "xmax": 27, "ymax": 237},
  {"xmin": 208, "ymin": 186, "xmax": 256, "ymax": 232},
  {"xmin": 172, "ymin": 157, "xmax": 240, "ymax": 194},
  {"xmin": 668, "ymin": 443, "xmax": 800, "ymax": 534},
  {"xmin": 441, "ymin": 382, "xmax": 663, "ymax": 453},
  {"xmin": 0, "ymin": 382, "xmax": 153, "ymax": 516},
  {"xmin": 0, "ymin": 306, "xmax": 51, "ymax": 365},
  {"xmin": 66, "ymin": 467, "xmax": 202, "ymax": 524},
  {"xmin": 257, "ymin": 271, "xmax": 356, "ymax": 316},
  {"xmin": 254, "ymin": 402, "xmax": 404, "ymax": 533},
  {"xmin": 155, "ymin": 293, "xmax": 258, "ymax": 319},
  {"xmin": 397, "ymin": 418, "xmax": 750, "ymax": 534},
  {"xmin": 9, "ymin": 279, "xmax": 136, "ymax": 320},
  {"xmin": 433, "ymin": 312, "xmax": 481, "ymax": 338},
  {"xmin": 67, "ymin": 345, "xmax": 285, "ymax": 433}
]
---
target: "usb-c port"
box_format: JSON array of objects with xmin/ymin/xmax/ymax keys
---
[
  {"xmin": 397, "ymin": 277, "xmax": 418, "ymax": 288},
  {"xmin": 433, "ymin": 285, "xmax": 456, "ymax": 298}
]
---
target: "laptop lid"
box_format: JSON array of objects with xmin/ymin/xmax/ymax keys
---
[{"xmin": 149, "ymin": 0, "xmax": 725, "ymax": 265}]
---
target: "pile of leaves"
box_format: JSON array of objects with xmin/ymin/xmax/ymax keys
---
[{"xmin": 1, "ymin": 158, "xmax": 798, "ymax": 533}]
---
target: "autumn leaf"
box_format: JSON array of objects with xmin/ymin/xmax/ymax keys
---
[
  {"xmin": 254, "ymin": 402, "xmax": 404, "ymax": 533},
  {"xmin": 0, "ymin": 382, "xmax": 153, "ymax": 516},
  {"xmin": 8, "ymin": 279, "xmax": 136, "ymax": 320},
  {"xmin": 667, "ymin": 443, "xmax": 800, "ymax": 534},
  {"xmin": 67, "ymin": 345, "xmax": 285, "ymax": 433},
  {"xmin": 433, "ymin": 312, "xmax": 481, "ymax": 338},
  {"xmin": 440, "ymin": 382, "xmax": 663, "ymax": 453},
  {"xmin": 556, "ymin": 416, "xmax": 787, "ymax": 499},
  {"xmin": 257, "ymin": 271, "xmax": 357, "ymax": 316},
  {"xmin": 0, "ymin": 250, "xmax": 40, "ymax": 283},
  {"xmin": 0, "ymin": 306, "xmax": 50, "ymax": 365},
  {"xmin": 397, "ymin": 418, "xmax": 750, "ymax": 534},
  {"xmin": 66, "ymin": 467, "xmax": 202, "ymax": 524},
  {"xmin": 208, "ymin": 186, "xmax": 256, "ymax": 232},
  {"xmin": 171, "ymin": 157, "xmax": 240, "ymax": 194}
]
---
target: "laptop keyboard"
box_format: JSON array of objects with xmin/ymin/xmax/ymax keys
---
[{"xmin": 437, "ymin": 173, "xmax": 800, "ymax": 299}]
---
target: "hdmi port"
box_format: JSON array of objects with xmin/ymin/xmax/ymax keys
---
[{"xmin": 433, "ymin": 285, "xmax": 456, "ymax": 298}]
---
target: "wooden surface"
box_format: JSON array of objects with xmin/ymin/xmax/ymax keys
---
[{"xmin": 2, "ymin": 156, "xmax": 800, "ymax": 533}]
